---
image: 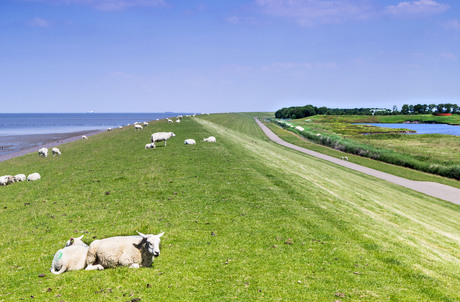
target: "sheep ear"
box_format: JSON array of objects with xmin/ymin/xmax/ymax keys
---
[
  {"xmin": 158, "ymin": 232, "xmax": 164, "ymax": 238},
  {"xmin": 137, "ymin": 231, "xmax": 147, "ymax": 238},
  {"xmin": 76, "ymin": 235, "xmax": 84, "ymax": 240}
]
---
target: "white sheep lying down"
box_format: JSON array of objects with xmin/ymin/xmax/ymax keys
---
[
  {"xmin": 0, "ymin": 175, "xmax": 15, "ymax": 186},
  {"xmin": 184, "ymin": 139, "xmax": 196, "ymax": 145},
  {"xmin": 151, "ymin": 132, "xmax": 175, "ymax": 147},
  {"xmin": 203, "ymin": 136, "xmax": 216, "ymax": 143},
  {"xmin": 86, "ymin": 232, "xmax": 164, "ymax": 270},
  {"xmin": 145, "ymin": 143, "xmax": 156, "ymax": 149},
  {"xmin": 14, "ymin": 174, "xmax": 26, "ymax": 182},
  {"xmin": 27, "ymin": 173, "xmax": 41, "ymax": 181},
  {"xmin": 50, "ymin": 235, "xmax": 89, "ymax": 275}
]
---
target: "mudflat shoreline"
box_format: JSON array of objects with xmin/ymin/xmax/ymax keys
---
[{"xmin": 0, "ymin": 129, "xmax": 104, "ymax": 162}]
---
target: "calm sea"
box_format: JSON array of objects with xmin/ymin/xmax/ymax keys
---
[
  {"xmin": 355, "ymin": 123, "xmax": 460, "ymax": 136},
  {"xmin": 0, "ymin": 113, "xmax": 191, "ymax": 157},
  {"xmin": 0, "ymin": 113, "xmax": 191, "ymax": 136}
]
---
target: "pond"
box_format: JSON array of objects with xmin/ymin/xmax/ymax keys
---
[{"xmin": 354, "ymin": 123, "xmax": 460, "ymax": 136}]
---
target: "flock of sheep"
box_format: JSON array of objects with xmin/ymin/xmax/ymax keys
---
[
  {"xmin": 2, "ymin": 114, "xmax": 216, "ymax": 274},
  {"xmin": 51, "ymin": 232, "xmax": 164, "ymax": 274},
  {"xmin": 0, "ymin": 172, "xmax": 41, "ymax": 186},
  {"xmin": 3, "ymin": 114, "xmax": 216, "ymax": 274}
]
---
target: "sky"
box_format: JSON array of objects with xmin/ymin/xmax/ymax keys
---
[{"xmin": 0, "ymin": 0, "xmax": 459, "ymax": 113}]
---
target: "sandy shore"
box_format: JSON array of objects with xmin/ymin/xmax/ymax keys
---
[{"xmin": 0, "ymin": 129, "xmax": 104, "ymax": 162}]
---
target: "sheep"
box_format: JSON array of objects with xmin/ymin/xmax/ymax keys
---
[
  {"xmin": 118, "ymin": 126, "xmax": 123, "ymax": 129},
  {"xmin": 38, "ymin": 147, "xmax": 48, "ymax": 158},
  {"xmin": 27, "ymin": 173, "xmax": 41, "ymax": 181},
  {"xmin": 107, "ymin": 128, "xmax": 112, "ymax": 131},
  {"xmin": 143, "ymin": 122, "xmax": 149, "ymax": 127},
  {"xmin": 82, "ymin": 135, "xmax": 88, "ymax": 140},
  {"xmin": 167, "ymin": 118, "xmax": 173, "ymax": 123},
  {"xmin": 175, "ymin": 119, "xmax": 180, "ymax": 123},
  {"xmin": 295, "ymin": 126, "xmax": 304, "ymax": 131},
  {"xmin": 177, "ymin": 115, "xmax": 183, "ymax": 119},
  {"xmin": 345, "ymin": 156, "xmax": 348, "ymax": 161},
  {"xmin": 184, "ymin": 139, "xmax": 196, "ymax": 145},
  {"xmin": 135, "ymin": 124, "xmax": 143, "ymax": 130},
  {"xmin": 341, "ymin": 156, "xmax": 344, "ymax": 160},
  {"xmin": 151, "ymin": 132, "xmax": 175, "ymax": 147},
  {"xmin": 85, "ymin": 232, "xmax": 164, "ymax": 270},
  {"xmin": 0, "ymin": 175, "xmax": 15, "ymax": 186},
  {"xmin": 52, "ymin": 147, "xmax": 61, "ymax": 156},
  {"xmin": 145, "ymin": 143, "xmax": 156, "ymax": 149},
  {"xmin": 14, "ymin": 174, "xmax": 26, "ymax": 182},
  {"xmin": 50, "ymin": 235, "xmax": 90, "ymax": 275},
  {"xmin": 203, "ymin": 136, "xmax": 216, "ymax": 143}
]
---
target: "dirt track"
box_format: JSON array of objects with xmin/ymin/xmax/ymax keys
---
[{"xmin": 255, "ymin": 118, "xmax": 460, "ymax": 206}]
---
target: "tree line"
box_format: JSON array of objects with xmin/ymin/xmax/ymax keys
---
[{"xmin": 275, "ymin": 103, "xmax": 459, "ymax": 119}]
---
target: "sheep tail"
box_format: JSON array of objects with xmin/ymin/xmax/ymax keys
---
[{"xmin": 50, "ymin": 263, "xmax": 67, "ymax": 275}]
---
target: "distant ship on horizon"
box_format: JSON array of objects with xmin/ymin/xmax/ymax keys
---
[{"xmin": 87, "ymin": 110, "xmax": 94, "ymax": 113}]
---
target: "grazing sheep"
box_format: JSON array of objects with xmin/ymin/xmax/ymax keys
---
[
  {"xmin": 82, "ymin": 135, "xmax": 88, "ymax": 140},
  {"xmin": 107, "ymin": 128, "xmax": 112, "ymax": 131},
  {"xmin": 135, "ymin": 124, "xmax": 143, "ymax": 130},
  {"xmin": 175, "ymin": 119, "xmax": 180, "ymax": 123},
  {"xmin": 295, "ymin": 126, "xmax": 304, "ymax": 131},
  {"xmin": 345, "ymin": 156, "xmax": 348, "ymax": 161},
  {"xmin": 27, "ymin": 173, "xmax": 41, "ymax": 181},
  {"xmin": 118, "ymin": 126, "xmax": 123, "ymax": 129},
  {"xmin": 0, "ymin": 175, "xmax": 15, "ymax": 186},
  {"xmin": 145, "ymin": 143, "xmax": 156, "ymax": 149},
  {"xmin": 52, "ymin": 147, "xmax": 61, "ymax": 156},
  {"xmin": 151, "ymin": 132, "xmax": 175, "ymax": 147},
  {"xmin": 85, "ymin": 232, "xmax": 164, "ymax": 270},
  {"xmin": 38, "ymin": 147, "xmax": 48, "ymax": 158},
  {"xmin": 143, "ymin": 122, "xmax": 149, "ymax": 127},
  {"xmin": 184, "ymin": 139, "xmax": 196, "ymax": 145},
  {"xmin": 167, "ymin": 118, "xmax": 173, "ymax": 123},
  {"xmin": 177, "ymin": 115, "xmax": 183, "ymax": 119},
  {"xmin": 14, "ymin": 174, "xmax": 26, "ymax": 182},
  {"xmin": 203, "ymin": 136, "xmax": 216, "ymax": 143},
  {"xmin": 50, "ymin": 235, "xmax": 89, "ymax": 275},
  {"xmin": 341, "ymin": 156, "xmax": 344, "ymax": 160}
]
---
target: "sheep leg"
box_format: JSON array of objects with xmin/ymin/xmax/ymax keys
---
[{"xmin": 85, "ymin": 264, "xmax": 104, "ymax": 270}]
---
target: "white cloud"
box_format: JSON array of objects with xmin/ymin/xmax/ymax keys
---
[
  {"xmin": 439, "ymin": 52, "xmax": 456, "ymax": 60},
  {"xmin": 255, "ymin": 0, "xmax": 375, "ymax": 25},
  {"xmin": 443, "ymin": 19, "xmax": 460, "ymax": 30},
  {"xmin": 225, "ymin": 16, "xmax": 241, "ymax": 24},
  {"xmin": 385, "ymin": 0, "xmax": 449, "ymax": 16},
  {"xmin": 28, "ymin": 17, "xmax": 50, "ymax": 27},
  {"xmin": 29, "ymin": 0, "xmax": 165, "ymax": 11}
]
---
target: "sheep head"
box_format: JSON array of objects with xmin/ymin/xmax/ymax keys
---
[{"xmin": 137, "ymin": 231, "xmax": 164, "ymax": 256}]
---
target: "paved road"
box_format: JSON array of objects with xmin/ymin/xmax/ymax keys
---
[{"xmin": 255, "ymin": 118, "xmax": 460, "ymax": 206}]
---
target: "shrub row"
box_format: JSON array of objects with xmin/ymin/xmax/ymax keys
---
[{"xmin": 273, "ymin": 119, "xmax": 460, "ymax": 180}]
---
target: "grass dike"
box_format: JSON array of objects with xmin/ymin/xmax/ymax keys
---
[{"xmin": 0, "ymin": 113, "xmax": 459, "ymax": 301}]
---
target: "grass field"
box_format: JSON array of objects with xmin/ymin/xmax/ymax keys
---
[{"xmin": 1, "ymin": 113, "xmax": 459, "ymax": 301}]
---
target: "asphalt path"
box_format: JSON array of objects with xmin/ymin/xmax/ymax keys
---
[{"xmin": 255, "ymin": 118, "xmax": 460, "ymax": 206}]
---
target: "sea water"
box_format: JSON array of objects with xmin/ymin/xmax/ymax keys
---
[
  {"xmin": 0, "ymin": 113, "xmax": 191, "ymax": 136},
  {"xmin": 0, "ymin": 112, "xmax": 191, "ymax": 156}
]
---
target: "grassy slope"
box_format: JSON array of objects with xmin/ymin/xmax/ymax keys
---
[{"xmin": 0, "ymin": 113, "xmax": 459, "ymax": 301}]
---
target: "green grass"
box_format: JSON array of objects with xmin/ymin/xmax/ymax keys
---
[{"xmin": 1, "ymin": 113, "xmax": 459, "ymax": 301}]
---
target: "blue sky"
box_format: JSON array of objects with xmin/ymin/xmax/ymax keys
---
[{"xmin": 0, "ymin": 0, "xmax": 459, "ymax": 113}]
